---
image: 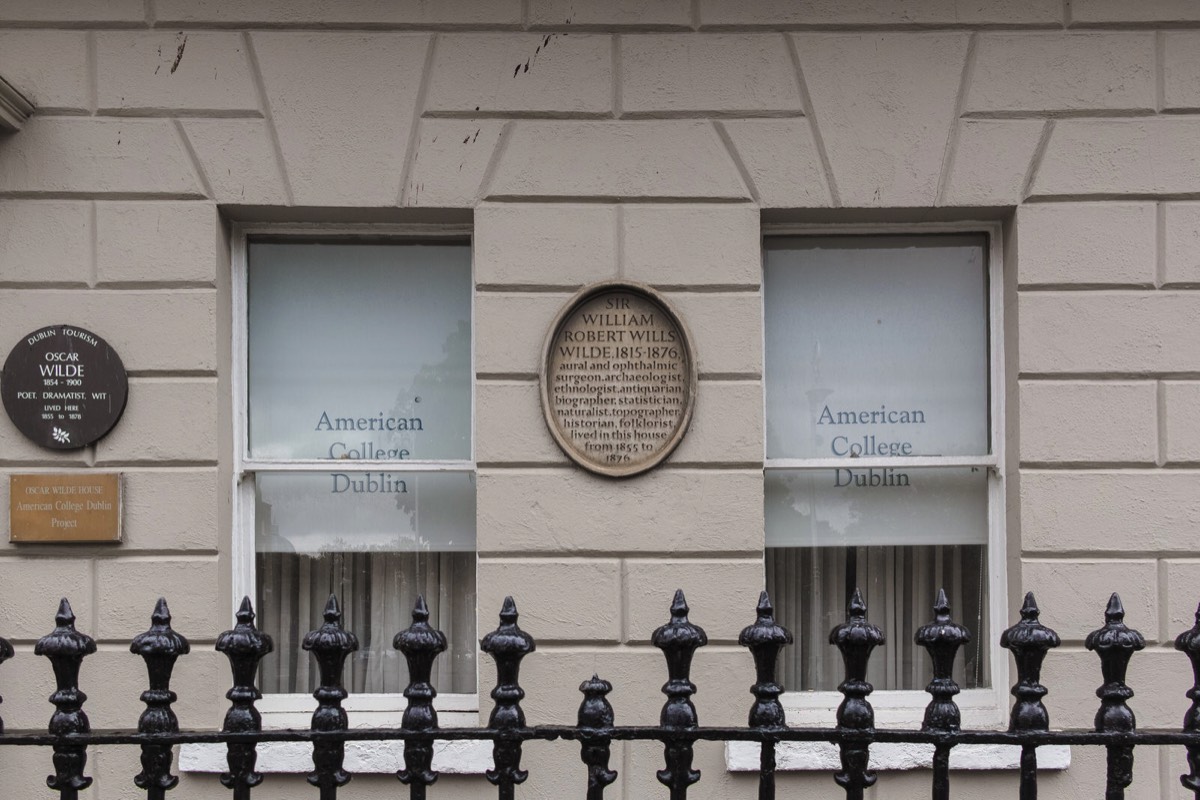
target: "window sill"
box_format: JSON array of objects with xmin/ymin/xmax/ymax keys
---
[
  {"xmin": 725, "ymin": 741, "xmax": 1071, "ymax": 772},
  {"xmin": 180, "ymin": 738, "xmax": 1071, "ymax": 776},
  {"xmin": 179, "ymin": 695, "xmax": 492, "ymax": 775},
  {"xmin": 180, "ymin": 739, "xmax": 494, "ymax": 775}
]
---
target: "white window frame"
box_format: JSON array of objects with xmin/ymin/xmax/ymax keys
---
[
  {"xmin": 230, "ymin": 222, "xmax": 479, "ymax": 727},
  {"xmin": 761, "ymin": 221, "xmax": 1009, "ymax": 730}
]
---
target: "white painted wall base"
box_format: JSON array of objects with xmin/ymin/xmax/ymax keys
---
[
  {"xmin": 726, "ymin": 741, "xmax": 1071, "ymax": 772},
  {"xmin": 181, "ymin": 738, "xmax": 1071, "ymax": 775},
  {"xmin": 180, "ymin": 740, "xmax": 495, "ymax": 775}
]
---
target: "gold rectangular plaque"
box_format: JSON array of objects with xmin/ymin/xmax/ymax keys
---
[{"xmin": 9, "ymin": 473, "xmax": 122, "ymax": 543}]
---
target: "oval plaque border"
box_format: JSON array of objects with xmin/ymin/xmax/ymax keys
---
[{"xmin": 539, "ymin": 280, "xmax": 698, "ymax": 479}]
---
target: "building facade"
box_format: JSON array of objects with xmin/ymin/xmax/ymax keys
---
[{"xmin": 1, "ymin": 1, "xmax": 1200, "ymax": 797}]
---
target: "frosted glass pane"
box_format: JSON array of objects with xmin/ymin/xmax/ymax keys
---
[
  {"xmin": 764, "ymin": 236, "xmax": 988, "ymax": 459},
  {"xmin": 248, "ymin": 242, "xmax": 471, "ymax": 460},
  {"xmin": 765, "ymin": 467, "xmax": 987, "ymax": 547},
  {"xmin": 255, "ymin": 471, "xmax": 476, "ymax": 553}
]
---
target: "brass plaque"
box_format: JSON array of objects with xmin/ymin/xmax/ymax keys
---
[
  {"xmin": 9, "ymin": 473, "xmax": 122, "ymax": 543},
  {"xmin": 541, "ymin": 281, "xmax": 696, "ymax": 478}
]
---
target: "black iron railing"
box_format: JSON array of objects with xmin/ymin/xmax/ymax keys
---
[{"xmin": 1, "ymin": 587, "xmax": 1199, "ymax": 799}]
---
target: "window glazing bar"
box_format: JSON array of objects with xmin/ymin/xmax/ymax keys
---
[{"xmin": 765, "ymin": 456, "xmax": 997, "ymax": 471}]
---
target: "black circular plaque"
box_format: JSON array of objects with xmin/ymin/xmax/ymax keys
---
[{"xmin": 1, "ymin": 324, "xmax": 129, "ymax": 450}]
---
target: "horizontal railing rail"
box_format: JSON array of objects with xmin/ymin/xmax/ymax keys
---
[{"xmin": 1, "ymin": 588, "xmax": 1199, "ymax": 800}]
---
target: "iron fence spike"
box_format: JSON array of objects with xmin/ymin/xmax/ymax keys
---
[
  {"xmin": 653, "ymin": 589, "xmax": 706, "ymax": 798},
  {"xmin": 302, "ymin": 592, "xmax": 358, "ymax": 797},
  {"xmin": 395, "ymin": 595, "xmax": 448, "ymax": 797},
  {"xmin": 481, "ymin": 596, "xmax": 535, "ymax": 798},
  {"xmin": 740, "ymin": 589, "xmax": 793, "ymax": 800},
  {"xmin": 215, "ymin": 596, "xmax": 273, "ymax": 798},
  {"xmin": 131, "ymin": 598, "xmax": 190, "ymax": 798},
  {"xmin": 36, "ymin": 597, "xmax": 97, "ymax": 799},
  {"xmin": 1086, "ymin": 592, "xmax": 1145, "ymax": 798},
  {"xmin": 829, "ymin": 589, "xmax": 884, "ymax": 799},
  {"xmin": 915, "ymin": 590, "xmax": 971, "ymax": 800}
]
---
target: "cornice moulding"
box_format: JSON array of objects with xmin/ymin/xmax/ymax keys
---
[{"xmin": 0, "ymin": 76, "xmax": 34, "ymax": 132}]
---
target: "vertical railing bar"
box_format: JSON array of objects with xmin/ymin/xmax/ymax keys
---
[
  {"xmin": 1086, "ymin": 593, "xmax": 1145, "ymax": 800},
  {"xmin": 1018, "ymin": 744, "xmax": 1038, "ymax": 800},
  {"xmin": 302, "ymin": 594, "xmax": 358, "ymax": 800},
  {"xmin": 1000, "ymin": 592, "xmax": 1060, "ymax": 800},
  {"xmin": 739, "ymin": 590, "xmax": 793, "ymax": 800},
  {"xmin": 930, "ymin": 744, "xmax": 951, "ymax": 800},
  {"xmin": 130, "ymin": 598, "xmax": 190, "ymax": 800},
  {"xmin": 653, "ymin": 589, "xmax": 707, "ymax": 800},
  {"xmin": 480, "ymin": 596, "xmax": 535, "ymax": 800},
  {"xmin": 0, "ymin": 631, "xmax": 12, "ymax": 734},
  {"xmin": 1175, "ymin": 600, "xmax": 1200, "ymax": 797},
  {"xmin": 215, "ymin": 596, "xmax": 274, "ymax": 800},
  {"xmin": 395, "ymin": 595, "xmax": 448, "ymax": 800}
]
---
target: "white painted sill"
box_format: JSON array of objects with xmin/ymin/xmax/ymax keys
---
[
  {"xmin": 180, "ymin": 738, "xmax": 1071, "ymax": 776},
  {"xmin": 725, "ymin": 741, "xmax": 1071, "ymax": 772},
  {"xmin": 181, "ymin": 694, "xmax": 494, "ymax": 775},
  {"xmin": 180, "ymin": 693, "xmax": 1069, "ymax": 776},
  {"xmin": 180, "ymin": 739, "xmax": 495, "ymax": 775}
]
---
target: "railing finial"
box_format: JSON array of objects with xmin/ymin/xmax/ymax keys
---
[
  {"xmin": 1087, "ymin": 592, "xmax": 1145, "ymax": 799},
  {"xmin": 36, "ymin": 597, "xmax": 97, "ymax": 799},
  {"xmin": 653, "ymin": 589, "xmax": 707, "ymax": 798},
  {"xmin": 915, "ymin": 589, "xmax": 971, "ymax": 800},
  {"xmin": 739, "ymin": 589, "xmax": 793, "ymax": 729},
  {"xmin": 303, "ymin": 593, "xmax": 359, "ymax": 797},
  {"xmin": 215, "ymin": 595, "xmax": 274, "ymax": 798},
  {"xmin": 915, "ymin": 589, "xmax": 971, "ymax": 733},
  {"xmin": 740, "ymin": 590, "xmax": 793, "ymax": 800},
  {"xmin": 395, "ymin": 594, "xmax": 448, "ymax": 797},
  {"xmin": 1001, "ymin": 591, "xmax": 1060, "ymax": 732},
  {"xmin": 481, "ymin": 596, "xmax": 536, "ymax": 798},
  {"xmin": 829, "ymin": 588, "xmax": 884, "ymax": 799},
  {"xmin": 131, "ymin": 597, "xmax": 190, "ymax": 799}
]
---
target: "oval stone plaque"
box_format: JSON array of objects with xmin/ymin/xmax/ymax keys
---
[
  {"xmin": 541, "ymin": 282, "xmax": 696, "ymax": 477},
  {"xmin": 1, "ymin": 324, "xmax": 129, "ymax": 450}
]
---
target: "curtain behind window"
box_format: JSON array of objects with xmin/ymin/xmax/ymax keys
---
[
  {"xmin": 258, "ymin": 551, "xmax": 476, "ymax": 694},
  {"xmin": 767, "ymin": 544, "xmax": 988, "ymax": 692}
]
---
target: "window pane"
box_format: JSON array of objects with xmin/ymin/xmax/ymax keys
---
[
  {"xmin": 248, "ymin": 242, "xmax": 471, "ymax": 461},
  {"xmin": 763, "ymin": 234, "xmax": 995, "ymax": 694},
  {"xmin": 257, "ymin": 550, "xmax": 476, "ymax": 694},
  {"xmin": 255, "ymin": 471, "xmax": 475, "ymax": 553},
  {"xmin": 765, "ymin": 467, "xmax": 988, "ymax": 548},
  {"xmin": 767, "ymin": 545, "xmax": 989, "ymax": 692},
  {"xmin": 764, "ymin": 235, "xmax": 988, "ymax": 459},
  {"xmin": 254, "ymin": 471, "xmax": 476, "ymax": 694}
]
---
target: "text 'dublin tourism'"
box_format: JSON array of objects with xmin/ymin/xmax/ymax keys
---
[
  {"xmin": 1, "ymin": 324, "xmax": 129, "ymax": 450},
  {"xmin": 541, "ymin": 282, "xmax": 696, "ymax": 478}
]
